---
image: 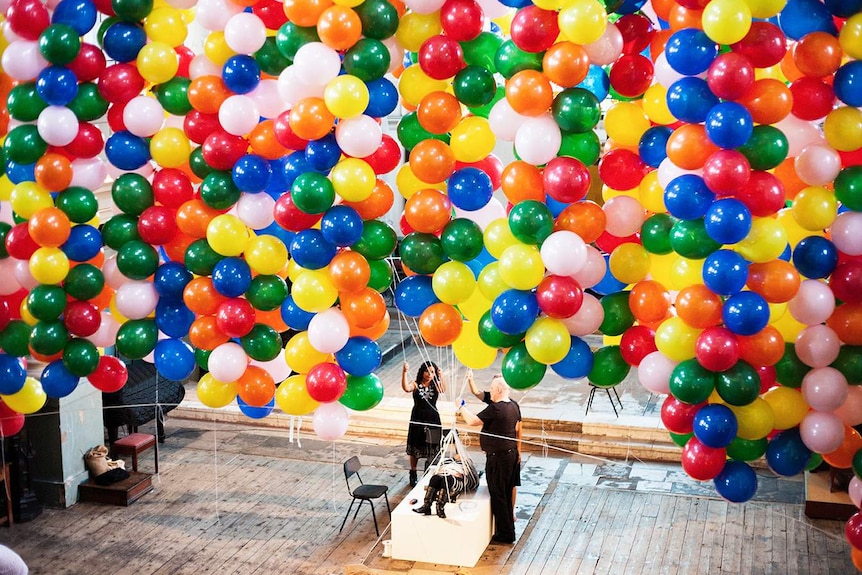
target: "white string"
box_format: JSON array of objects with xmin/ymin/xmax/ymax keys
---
[{"xmin": 212, "ymin": 409, "xmax": 220, "ymax": 525}]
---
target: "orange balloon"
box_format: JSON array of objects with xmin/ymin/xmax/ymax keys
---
[
  {"xmin": 822, "ymin": 426, "xmax": 862, "ymax": 469},
  {"xmin": 176, "ymin": 199, "xmax": 225, "ymax": 238},
  {"xmin": 827, "ymin": 303, "xmax": 862, "ymax": 345},
  {"xmin": 85, "ymin": 250, "xmax": 105, "ymax": 269},
  {"xmin": 650, "ymin": 28, "xmax": 672, "ymax": 61},
  {"xmin": 236, "ymin": 365, "xmax": 276, "ymax": 407},
  {"xmin": 852, "ymin": 547, "xmax": 862, "ymax": 571},
  {"xmin": 417, "ymin": 91, "xmax": 462, "ymax": 135},
  {"xmin": 30, "ymin": 348, "xmax": 63, "ymax": 363},
  {"xmin": 542, "ymin": 42, "xmax": 589, "ymax": 88},
  {"xmin": 283, "ymin": 0, "xmax": 333, "ymax": 27},
  {"xmin": 668, "ymin": 4, "xmax": 702, "ymax": 31},
  {"xmin": 629, "ymin": 280, "xmax": 671, "ymax": 324},
  {"xmin": 255, "ymin": 307, "xmax": 289, "ymax": 333},
  {"xmin": 189, "ymin": 315, "xmax": 230, "ymax": 350},
  {"xmin": 501, "ymin": 161, "xmax": 544, "ymax": 204},
  {"xmin": 343, "ymin": 179, "xmax": 394, "ymax": 220},
  {"xmin": 746, "ymin": 260, "xmax": 801, "ymax": 303},
  {"xmin": 409, "ymin": 139, "xmax": 456, "ymax": 184},
  {"xmin": 554, "ymin": 201, "xmax": 606, "ymax": 243},
  {"xmin": 34, "ymin": 153, "xmax": 73, "ymax": 192},
  {"xmin": 188, "ymin": 75, "xmax": 229, "ymax": 114},
  {"xmin": 351, "ymin": 309, "xmax": 391, "ymax": 339},
  {"xmin": 773, "ymin": 158, "xmax": 808, "ymax": 201},
  {"xmin": 505, "ymin": 70, "xmax": 553, "ymax": 117},
  {"xmin": 793, "ymin": 31, "xmax": 843, "ymax": 78},
  {"xmin": 737, "ymin": 79, "xmax": 792, "ymax": 125},
  {"xmin": 28, "ymin": 207, "xmax": 71, "ymax": 248},
  {"xmin": 248, "ymin": 120, "xmax": 290, "ymax": 160},
  {"xmin": 650, "ymin": 0, "xmax": 675, "ymax": 20},
  {"xmin": 666, "ymin": 124, "xmax": 718, "ymax": 170},
  {"xmin": 404, "ymin": 188, "xmax": 452, "ymax": 233},
  {"xmin": 779, "ymin": 48, "xmax": 804, "ymax": 83},
  {"xmin": 289, "ymin": 97, "xmax": 336, "ymax": 141},
  {"xmin": 162, "ymin": 233, "xmax": 195, "ymax": 263},
  {"xmin": 329, "ymin": 250, "xmax": 371, "ymax": 293},
  {"xmin": 675, "ymin": 284, "xmax": 723, "ymax": 329},
  {"xmin": 736, "ymin": 325, "xmax": 785, "ymax": 367},
  {"xmin": 184, "ymin": 277, "xmax": 229, "ymax": 316},
  {"xmin": 419, "ymin": 302, "xmax": 463, "ymax": 346},
  {"xmin": 340, "ymin": 287, "xmax": 386, "ymax": 329},
  {"xmin": 90, "ymin": 285, "xmax": 113, "ymax": 311},
  {"xmin": 317, "ymin": 5, "xmax": 362, "ymax": 51}
]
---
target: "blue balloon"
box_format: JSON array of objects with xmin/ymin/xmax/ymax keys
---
[
  {"xmin": 545, "ymin": 194, "xmax": 570, "ymax": 218},
  {"xmin": 638, "ymin": 126, "xmax": 672, "ymax": 168},
  {"xmin": 105, "ymin": 131, "xmax": 150, "ymax": 170},
  {"xmin": 464, "ymin": 246, "xmax": 494, "ymax": 279},
  {"xmin": 448, "ymin": 167, "xmax": 493, "ymax": 211},
  {"xmin": 154, "ymin": 338, "xmax": 196, "ymax": 381},
  {"xmin": 102, "ymin": 21, "xmax": 147, "ymax": 63},
  {"xmin": 156, "ymin": 299, "xmax": 195, "ymax": 338},
  {"xmin": 36, "ymin": 65, "xmax": 79, "ymax": 106},
  {"xmin": 305, "ymin": 133, "xmax": 342, "ymax": 173},
  {"xmin": 834, "ymin": 61, "xmax": 862, "ymax": 107},
  {"xmin": 551, "ymin": 337, "xmax": 594, "ymax": 379},
  {"xmin": 281, "ymin": 294, "xmax": 315, "ymax": 330},
  {"xmin": 713, "ymin": 460, "xmax": 758, "ymax": 503},
  {"xmin": 40, "ymin": 360, "xmax": 80, "ymax": 398},
  {"xmin": 365, "ymin": 78, "xmax": 399, "ymax": 118},
  {"xmin": 238, "ymin": 397, "xmax": 275, "ymax": 419},
  {"xmin": 259, "ymin": 220, "xmax": 295, "ymax": 245},
  {"xmin": 395, "ymin": 275, "xmax": 439, "ymax": 317},
  {"xmin": 232, "ymin": 154, "xmax": 272, "ymax": 193},
  {"xmin": 491, "ymin": 289, "xmax": 539, "ymax": 335},
  {"xmin": 823, "ymin": 0, "xmax": 862, "ymax": 17},
  {"xmin": 154, "ymin": 262, "xmax": 193, "ymax": 300},
  {"xmin": 212, "ymin": 257, "xmax": 252, "ymax": 297},
  {"xmin": 792, "ymin": 236, "xmax": 838, "ymax": 279},
  {"xmin": 664, "ymin": 29, "xmax": 718, "ymax": 76},
  {"xmin": 722, "ymin": 291, "xmax": 769, "ymax": 336},
  {"xmin": 283, "ymin": 151, "xmax": 313, "ymax": 187},
  {"xmin": 766, "ymin": 428, "xmax": 812, "ymax": 476},
  {"xmin": 615, "ymin": 0, "xmax": 648, "ymax": 14},
  {"xmin": 289, "ymin": 229, "xmax": 337, "ymax": 269},
  {"xmin": 5, "ymin": 160, "xmax": 35, "ymax": 184},
  {"xmin": 666, "ymin": 77, "xmax": 720, "ymax": 124},
  {"xmin": 0, "ymin": 354, "xmax": 26, "ymax": 395},
  {"xmin": 320, "ymin": 205, "xmax": 363, "ymax": 247},
  {"xmin": 778, "ymin": 243, "xmax": 792, "ymax": 262},
  {"xmin": 61, "ymin": 224, "xmax": 102, "ymax": 262},
  {"xmin": 335, "ymin": 337, "xmax": 382, "ymax": 377},
  {"xmin": 705, "ymin": 102, "xmax": 753, "ymax": 149},
  {"xmin": 664, "ymin": 174, "xmax": 715, "ymax": 220},
  {"xmin": 702, "ymin": 249, "xmax": 749, "ymax": 295},
  {"xmin": 222, "ymin": 55, "xmax": 261, "ymax": 94},
  {"xmin": 704, "ymin": 198, "xmax": 752, "ymax": 245},
  {"xmin": 592, "ymin": 254, "xmax": 627, "ymax": 296},
  {"xmin": 497, "ymin": 0, "xmax": 530, "ymax": 8},
  {"xmin": 777, "ymin": 0, "xmax": 837, "ymax": 40},
  {"xmin": 52, "ymin": 0, "xmax": 97, "ymax": 35},
  {"xmin": 693, "ymin": 404, "xmax": 738, "ymax": 448},
  {"xmin": 577, "ymin": 65, "xmax": 610, "ymax": 101}
]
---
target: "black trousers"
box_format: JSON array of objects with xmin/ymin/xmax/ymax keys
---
[{"xmin": 486, "ymin": 449, "xmax": 518, "ymax": 541}]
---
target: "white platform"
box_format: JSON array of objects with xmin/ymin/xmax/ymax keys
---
[{"xmin": 391, "ymin": 473, "xmax": 492, "ymax": 567}]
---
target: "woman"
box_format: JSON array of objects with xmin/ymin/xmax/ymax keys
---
[
  {"xmin": 412, "ymin": 455, "xmax": 479, "ymax": 518},
  {"xmin": 402, "ymin": 360, "xmax": 445, "ymax": 487}
]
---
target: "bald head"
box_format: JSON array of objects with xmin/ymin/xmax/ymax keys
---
[{"xmin": 490, "ymin": 376, "xmax": 510, "ymax": 401}]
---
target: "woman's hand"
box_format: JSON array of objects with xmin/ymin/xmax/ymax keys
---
[{"xmin": 402, "ymin": 361, "xmax": 409, "ymax": 374}]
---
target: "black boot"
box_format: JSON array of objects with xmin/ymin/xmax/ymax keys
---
[
  {"xmin": 436, "ymin": 490, "xmax": 448, "ymax": 519},
  {"xmin": 413, "ymin": 487, "xmax": 437, "ymax": 515},
  {"xmin": 409, "ymin": 469, "xmax": 417, "ymax": 487}
]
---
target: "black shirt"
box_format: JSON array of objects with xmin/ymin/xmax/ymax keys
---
[{"xmin": 477, "ymin": 399, "xmax": 521, "ymax": 455}]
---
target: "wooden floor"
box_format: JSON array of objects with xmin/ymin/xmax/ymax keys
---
[{"xmin": 1, "ymin": 420, "xmax": 854, "ymax": 575}]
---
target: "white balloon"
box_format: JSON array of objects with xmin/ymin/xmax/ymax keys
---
[
  {"xmin": 1, "ymin": 40, "xmax": 47, "ymax": 81},
  {"xmin": 654, "ymin": 52, "xmax": 686, "ymax": 87},
  {"xmin": 335, "ymin": 115, "xmax": 383, "ymax": 158},
  {"xmin": 189, "ymin": 54, "xmax": 221, "ymax": 79},
  {"xmin": 106, "ymin": 161, "xmax": 154, "ymax": 181},
  {"xmin": 454, "ymin": 197, "xmax": 505, "ymax": 228},
  {"xmin": 571, "ymin": 246, "xmax": 606, "ymax": 289},
  {"xmin": 115, "ymin": 281, "xmax": 160, "ymax": 320},
  {"xmin": 277, "ymin": 65, "xmax": 326, "ymax": 106},
  {"xmin": 312, "ymin": 401, "xmax": 350, "ymax": 441},
  {"xmin": 308, "ymin": 308, "xmax": 350, "ymax": 354},
  {"xmin": 102, "ymin": 255, "xmax": 132, "ymax": 289},
  {"xmin": 584, "ymin": 23, "xmax": 623, "ymax": 66},
  {"xmin": 293, "ymin": 43, "xmax": 342, "ymax": 86},
  {"xmin": 560, "ymin": 293, "xmax": 604, "ymax": 336},
  {"xmin": 474, "ymin": 0, "xmax": 508, "ymax": 19},
  {"xmin": 70, "ymin": 158, "xmax": 108, "ymax": 190},
  {"xmin": 123, "ymin": 96, "xmax": 166, "ymax": 137},
  {"xmin": 86, "ymin": 312, "xmax": 122, "ymax": 348},
  {"xmin": 405, "ymin": 0, "xmax": 445, "ymax": 13},
  {"xmin": 195, "ymin": 0, "xmax": 243, "ymax": 31},
  {"xmin": 166, "ymin": 0, "xmax": 198, "ymax": 8},
  {"xmin": 514, "ymin": 114, "xmax": 562, "ymax": 166},
  {"xmin": 657, "ymin": 157, "xmax": 702, "ymax": 188},
  {"xmin": 218, "ymin": 95, "xmax": 260, "ymax": 136},
  {"xmin": 488, "ymin": 98, "xmax": 528, "ymax": 142},
  {"xmin": 249, "ymin": 79, "xmax": 286, "ymax": 119},
  {"xmin": 541, "ymin": 231, "xmax": 587, "ymax": 276},
  {"xmin": 208, "ymin": 342, "xmax": 250, "ymax": 383},
  {"xmin": 250, "ymin": 349, "xmax": 291, "ymax": 384},
  {"xmin": 638, "ymin": 351, "xmax": 676, "ymax": 395},
  {"xmin": 795, "ymin": 143, "xmax": 842, "ymax": 186},
  {"xmin": 775, "ymin": 114, "xmax": 825, "ymax": 158},
  {"xmin": 224, "ymin": 12, "xmax": 267, "ymax": 55},
  {"xmin": 13, "ymin": 259, "xmax": 38, "ymax": 291},
  {"xmin": 236, "ymin": 192, "xmax": 275, "ymax": 230},
  {"xmin": 36, "ymin": 106, "xmax": 79, "ymax": 146}
]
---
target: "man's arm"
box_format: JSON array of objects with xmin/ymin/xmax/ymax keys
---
[
  {"xmin": 458, "ymin": 403, "xmax": 482, "ymax": 427},
  {"xmin": 465, "ymin": 369, "xmax": 484, "ymax": 400}
]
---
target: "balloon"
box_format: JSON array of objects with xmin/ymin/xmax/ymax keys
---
[
  {"xmin": 681, "ymin": 437, "xmax": 727, "ymax": 481},
  {"xmin": 312, "ymin": 401, "xmax": 350, "ymax": 440},
  {"xmin": 767, "ymin": 428, "xmax": 812, "ymax": 477},
  {"xmin": 714, "ymin": 461, "xmax": 757, "ymax": 503}
]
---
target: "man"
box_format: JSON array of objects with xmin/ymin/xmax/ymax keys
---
[{"xmin": 457, "ymin": 374, "xmax": 522, "ymax": 545}]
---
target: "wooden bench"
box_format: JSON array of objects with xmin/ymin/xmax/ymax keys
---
[{"xmin": 112, "ymin": 433, "xmax": 158, "ymax": 474}]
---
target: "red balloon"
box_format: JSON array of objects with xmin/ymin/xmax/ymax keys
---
[
  {"xmin": 661, "ymin": 396, "xmax": 704, "ymax": 434},
  {"xmin": 616, "ymin": 13, "xmax": 655, "ymax": 55},
  {"xmin": 88, "ymin": 356, "xmax": 129, "ymax": 393},
  {"xmin": 730, "ymin": 22, "xmax": 786, "ymax": 69},
  {"xmin": 216, "ymin": 298, "xmax": 257, "ymax": 338},
  {"xmin": 91, "ymin": 0, "xmax": 114, "ymax": 15},
  {"xmin": 98, "ymin": 63, "xmax": 146, "ymax": 104},
  {"xmin": 619, "ymin": 325, "xmax": 657, "ymax": 367},
  {"xmin": 274, "ymin": 193, "xmax": 323, "ymax": 232},
  {"xmin": 63, "ymin": 301, "xmax": 101, "ymax": 337},
  {"xmin": 757, "ymin": 364, "xmax": 777, "ymax": 393},
  {"xmin": 509, "ymin": 6, "xmax": 559, "ymax": 53},
  {"xmin": 707, "ymin": 52, "xmax": 755, "ymax": 101},
  {"xmin": 830, "ymin": 262, "xmax": 862, "ymax": 305},
  {"xmin": 306, "ymin": 362, "xmax": 348, "ymax": 403},
  {"xmin": 543, "ymin": 156, "xmax": 591, "ymax": 203},
  {"xmin": 175, "ymin": 45, "xmax": 194, "ymax": 78},
  {"xmin": 440, "ymin": 0, "xmax": 484, "ymax": 43},
  {"xmin": 107, "ymin": 102, "xmax": 127, "ymax": 133},
  {"xmin": 138, "ymin": 206, "xmax": 179, "ymax": 245},
  {"xmin": 702, "ymin": 149, "xmax": 751, "ymax": 196},
  {"xmin": 273, "ymin": 110, "xmax": 310, "ymax": 151},
  {"xmin": 202, "ymin": 130, "xmax": 249, "ymax": 171},
  {"xmin": 5, "ymin": 0, "xmax": 50, "ymax": 41},
  {"xmin": 0, "ymin": 400, "xmax": 25, "ymax": 437},
  {"xmin": 847, "ymin": 512, "xmax": 862, "ymax": 550},
  {"xmin": 598, "ymin": 148, "xmax": 649, "ymax": 191},
  {"xmin": 153, "ymin": 168, "xmax": 194, "ymax": 209},
  {"xmin": 5, "ymin": 223, "xmax": 39, "ymax": 260},
  {"xmin": 399, "ymin": 213, "xmax": 416, "ymax": 237},
  {"xmin": 595, "ymin": 230, "xmax": 640, "ymax": 253},
  {"xmin": 253, "ymin": 0, "xmax": 288, "ymax": 29},
  {"xmin": 67, "ymin": 43, "xmax": 107, "ymax": 83},
  {"xmin": 608, "ymin": 54, "xmax": 655, "ymax": 99},
  {"xmin": 695, "ymin": 326, "xmax": 740, "ymax": 372},
  {"xmin": 789, "ymin": 78, "xmax": 836, "ymax": 121},
  {"xmin": 364, "ymin": 134, "xmax": 401, "ymax": 175},
  {"xmin": 735, "ymin": 170, "xmax": 785, "ymax": 216},
  {"xmin": 456, "ymin": 154, "xmax": 504, "ymax": 191},
  {"xmin": 681, "ymin": 437, "xmax": 727, "ymax": 481},
  {"xmin": 418, "ymin": 35, "xmax": 465, "ymax": 80},
  {"xmin": 64, "ymin": 122, "xmax": 104, "ymax": 159},
  {"xmin": 183, "ymin": 110, "xmax": 222, "ymax": 145},
  {"xmin": 0, "ymin": 300, "xmax": 10, "ymax": 333},
  {"xmin": 536, "ymin": 275, "xmax": 584, "ymax": 319}
]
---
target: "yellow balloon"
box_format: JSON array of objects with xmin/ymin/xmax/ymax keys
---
[
  {"xmin": 207, "ymin": 214, "xmax": 250, "ymax": 256},
  {"xmin": 137, "ymin": 41, "xmax": 179, "ymax": 84},
  {"xmin": 525, "ymin": 317, "xmax": 570, "ymax": 365},
  {"xmin": 668, "ymin": 256, "xmax": 704, "ymax": 291},
  {"xmin": 609, "ymin": 243, "xmax": 650, "ymax": 285},
  {"xmin": 762, "ymin": 386, "xmax": 808, "ymax": 430},
  {"xmin": 824, "ymin": 106, "xmax": 862, "ymax": 152},
  {"xmin": 0, "ymin": 175, "xmax": 14, "ymax": 201},
  {"xmin": 791, "ymin": 186, "xmax": 837, "ymax": 231},
  {"xmin": 287, "ymin": 259, "xmax": 305, "ymax": 282},
  {"xmin": 498, "ymin": 244, "xmax": 544, "ymax": 290},
  {"xmin": 735, "ymin": 217, "xmax": 787, "ymax": 263},
  {"xmin": 395, "ymin": 11, "xmax": 442, "ymax": 53},
  {"xmin": 396, "ymin": 164, "xmax": 445, "ymax": 200},
  {"xmin": 108, "ymin": 296, "xmax": 131, "ymax": 324},
  {"xmin": 10, "ymin": 181, "xmax": 53, "ymax": 219},
  {"xmin": 331, "ymin": 158, "xmax": 375, "ymax": 202},
  {"xmin": 702, "ymin": 0, "xmax": 752, "ymax": 45},
  {"xmin": 432, "ymin": 261, "xmax": 476, "ymax": 305},
  {"xmin": 649, "ymin": 252, "xmax": 677, "ymax": 288},
  {"xmin": 292, "ymin": 269, "xmax": 338, "ymax": 312},
  {"xmin": 601, "ymin": 185, "xmax": 638, "ymax": 202},
  {"xmin": 642, "ymin": 84, "xmax": 676, "ymax": 125},
  {"xmin": 197, "ymin": 374, "xmax": 237, "ymax": 408},
  {"xmin": 450, "ymin": 116, "xmax": 495, "ymax": 163},
  {"xmin": 1, "ymin": 377, "xmax": 47, "ymax": 414},
  {"xmin": 203, "ymin": 31, "xmax": 236, "ymax": 67},
  {"xmin": 145, "ymin": 7, "xmax": 189, "ymax": 46},
  {"xmin": 777, "ymin": 208, "xmax": 819, "ymax": 248},
  {"xmin": 655, "ymin": 316, "xmax": 701, "ymax": 361},
  {"xmin": 604, "ymin": 102, "xmax": 649, "ymax": 148},
  {"xmin": 18, "ymin": 300, "xmax": 37, "ymax": 326},
  {"xmin": 602, "ymin": 334, "xmax": 622, "ymax": 346},
  {"xmin": 245, "ymin": 235, "xmax": 288, "ymax": 275},
  {"xmin": 399, "ymin": 65, "xmax": 450, "ymax": 108},
  {"xmin": 457, "ymin": 287, "xmax": 491, "ymax": 322},
  {"xmin": 730, "ymin": 397, "xmax": 775, "ymax": 440},
  {"xmin": 453, "ymin": 321, "xmax": 497, "ymax": 369},
  {"xmin": 483, "ymin": 218, "xmax": 519, "ymax": 259},
  {"xmin": 150, "ymin": 127, "xmax": 190, "ymax": 168},
  {"xmin": 840, "ymin": 13, "xmax": 862, "ymax": 60},
  {"xmin": 324, "ymin": 75, "xmax": 369, "ymax": 119},
  {"xmin": 477, "ymin": 262, "xmax": 508, "ymax": 301},
  {"xmin": 275, "ymin": 374, "xmax": 320, "ymax": 415},
  {"xmin": 743, "ymin": 0, "xmax": 787, "ymax": 18},
  {"xmin": 558, "ymin": 0, "xmax": 607, "ymax": 45},
  {"xmin": 638, "ymin": 171, "xmax": 667, "ymax": 213},
  {"xmin": 771, "ymin": 307, "xmax": 805, "ymax": 342},
  {"xmin": 29, "ymin": 247, "xmax": 70, "ymax": 285},
  {"xmin": 754, "ymin": 65, "xmax": 785, "ymax": 81},
  {"xmin": 284, "ymin": 332, "xmax": 330, "ymax": 374}
]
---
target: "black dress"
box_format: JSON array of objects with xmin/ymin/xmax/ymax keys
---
[{"xmin": 406, "ymin": 383, "xmax": 442, "ymax": 460}]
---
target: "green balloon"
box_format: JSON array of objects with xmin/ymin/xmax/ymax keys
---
[
  {"xmin": 116, "ymin": 319, "xmax": 159, "ymax": 359},
  {"xmin": 28, "ymin": 285, "xmax": 68, "ymax": 321},
  {"xmin": 276, "ymin": 22, "xmax": 320, "ymax": 59},
  {"xmin": 453, "ymin": 65, "xmax": 497, "ymax": 108},
  {"xmin": 397, "ymin": 112, "xmax": 449, "ymax": 151},
  {"xmin": 461, "ymin": 32, "xmax": 503, "ymax": 71},
  {"xmin": 195, "ymin": 347, "xmax": 211, "ymax": 371},
  {"xmin": 246, "ymin": 275, "xmax": 288, "ymax": 311},
  {"xmin": 494, "ymin": 40, "xmax": 544, "ymax": 79},
  {"xmin": 67, "ymin": 83, "xmax": 109, "ymax": 121},
  {"xmin": 97, "ymin": 16, "xmax": 120, "ymax": 48},
  {"xmin": 344, "ymin": 38, "xmax": 390, "ymax": 82},
  {"xmin": 641, "ymin": 213, "xmax": 675, "ymax": 255},
  {"xmin": 56, "ymin": 187, "xmax": 99, "ymax": 223},
  {"xmin": 399, "ymin": 232, "xmax": 448, "ymax": 275},
  {"xmin": 340, "ymin": 373, "xmax": 385, "ymax": 411},
  {"xmin": 669, "ymin": 432, "xmax": 694, "ymax": 448},
  {"xmin": 478, "ymin": 310, "xmax": 524, "ymax": 348},
  {"xmin": 240, "ymin": 324, "xmax": 281, "ymax": 362},
  {"xmin": 367, "ymin": 258, "xmax": 393, "ymax": 292},
  {"xmin": 588, "ymin": 345, "xmax": 630, "ymax": 388},
  {"xmin": 63, "ymin": 338, "xmax": 99, "ymax": 377},
  {"xmin": 806, "ymin": 452, "xmax": 824, "ymax": 472},
  {"xmin": 185, "ymin": 239, "xmax": 223, "ymax": 276},
  {"xmin": 553, "ymin": 88, "xmax": 601, "ymax": 133},
  {"xmin": 353, "ymin": 220, "xmax": 397, "ymax": 260},
  {"xmin": 467, "ymin": 84, "xmax": 504, "ymax": 119},
  {"xmin": 740, "ymin": 125, "xmax": 788, "ymax": 171},
  {"xmin": 101, "ymin": 213, "xmax": 141, "ymax": 250},
  {"xmin": 558, "ymin": 131, "xmax": 601, "ymax": 165},
  {"xmin": 774, "ymin": 343, "xmax": 810, "ymax": 388},
  {"xmin": 716, "ymin": 360, "xmax": 761, "ymax": 406},
  {"xmin": 112, "ymin": 173, "xmax": 154, "ymax": 216},
  {"xmin": 189, "ymin": 147, "xmax": 215, "ymax": 179},
  {"xmin": 4, "ymin": 124, "xmax": 47, "ymax": 165},
  {"xmin": 7, "ymin": 83, "xmax": 48, "ymax": 122},
  {"xmin": 154, "ymin": 77, "xmax": 192, "ymax": 116},
  {"xmin": 669, "ymin": 218, "xmax": 721, "ymax": 259},
  {"xmin": 39, "ymin": 24, "xmax": 81, "ymax": 66},
  {"xmin": 502, "ymin": 342, "xmax": 546, "ymax": 390},
  {"xmin": 832, "ymin": 345, "xmax": 862, "ymax": 384},
  {"xmin": 255, "ymin": 37, "xmax": 290, "ymax": 77},
  {"xmin": 440, "ymin": 218, "xmax": 483, "ymax": 262},
  {"xmin": 291, "ymin": 172, "xmax": 335, "ymax": 214},
  {"xmin": 835, "ymin": 166, "xmax": 862, "ymax": 213},
  {"xmin": 29, "ymin": 321, "xmax": 69, "ymax": 356},
  {"xmin": 0, "ymin": 321, "xmax": 32, "ymax": 358},
  {"xmin": 354, "ymin": 0, "xmax": 399, "ymax": 40},
  {"xmin": 599, "ymin": 291, "xmax": 635, "ymax": 336},
  {"xmin": 64, "ymin": 263, "xmax": 105, "ymax": 301},
  {"xmin": 116, "ymin": 240, "xmax": 159, "ymax": 280},
  {"xmin": 200, "ymin": 171, "xmax": 241, "ymax": 210},
  {"xmin": 0, "ymin": 223, "xmax": 9, "ymax": 259},
  {"xmin": 508, "ymin": 200, "xmax": 553, "ymax": 245},
  {"xmin": 669, "ymin": 358, "xmax": 717, "ymax": 404},
  {"xmin": 112, "ymin": 0, "xmax": 153, "ymax": 21},
  {"xmin": 726, "ymin": 436, "xmax": 768, "ymax": 461}
]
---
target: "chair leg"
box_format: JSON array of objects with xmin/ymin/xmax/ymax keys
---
[
  {"xmin": 340, "ymin": 498, "xmax": 356, "ymax": 533},
  {"xmin": 384, "ymin": 493, "xmax": 391, "ymax": 516},
  {"xmin": 369, "ymin": 500, "xmax": 379, "ymax": 537},
  {"xmin": 352, "ymin": 500, "xmax": 363, "ymax": 521}
]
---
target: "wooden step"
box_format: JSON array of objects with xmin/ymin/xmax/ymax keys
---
[{"xmin": 78, "ymin": 471, "xmax": 154, "ymax": 506}]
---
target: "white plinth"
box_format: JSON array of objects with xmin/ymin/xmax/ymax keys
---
[{"xmin": 391, "ymin": 474, "xmax": 492, "ymax": 567}]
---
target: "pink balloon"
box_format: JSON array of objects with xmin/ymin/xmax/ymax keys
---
[
  {"xmin": 802, "ymin": 367, "xmax": 849, "ymax": 413},
  {"xmin": 86, "ymin": 312, "xmax": 121, "ymax": 349},
  {"xmin": 831, "ymin": 212, "xmax": 862, "ymax": 256},
  {"xmin": 560, "ymin": 293, "xmax": 603, "ymax": 336},
  {"xmin": 208, "ymin": 342, "xmax": 249, "ymax": 383},
  {"xmin": 638, "ymin": 351, "xmax": 677, "ymax": 395},
  {"xmin": 800, "ymin": 411, "xmax": 845, "ymax": 454},
  {"xmin": 788, "ymin": 279, "xmax": 835, "ymax": 326},
  {"xmin": 570, "ymin": 246, "xmax": 606, "ymax": 289},
  {"xmin": 835, "ymin": 386, "xmax": 862, "ymax": 427},
  {"xmin": 795, "ymin": 325, "xmax": 841, "ymax": 368},
  {"xmin": 584, "ymin": 23, "xmax": 623, "ymax": 66},
  {"xmin": 850, "ymin": 476, "xmax": 862, "ymax": 509},
  {"xmin": 250, "ymin": 349, "xmax": 291, "ymax": 384},
  {"xmin": 794, "ymin": 143, "xmax": 842, "ymax": 186},
  {"xmin": 312, "ymin": 401, "xmax": 350, "ymax": 441},
  {"xmin": 602, "ymin": 195, "xmax": 645, "ymax": 237}
]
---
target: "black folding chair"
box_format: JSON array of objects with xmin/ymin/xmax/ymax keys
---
[{"xmin": 339, "ymin": 456, "xmax": 391, "ymax": 536}]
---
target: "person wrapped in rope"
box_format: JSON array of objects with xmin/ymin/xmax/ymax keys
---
[{"xmin": 412, "ymin": 455, "xmax": 479, "ymax": 519}]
